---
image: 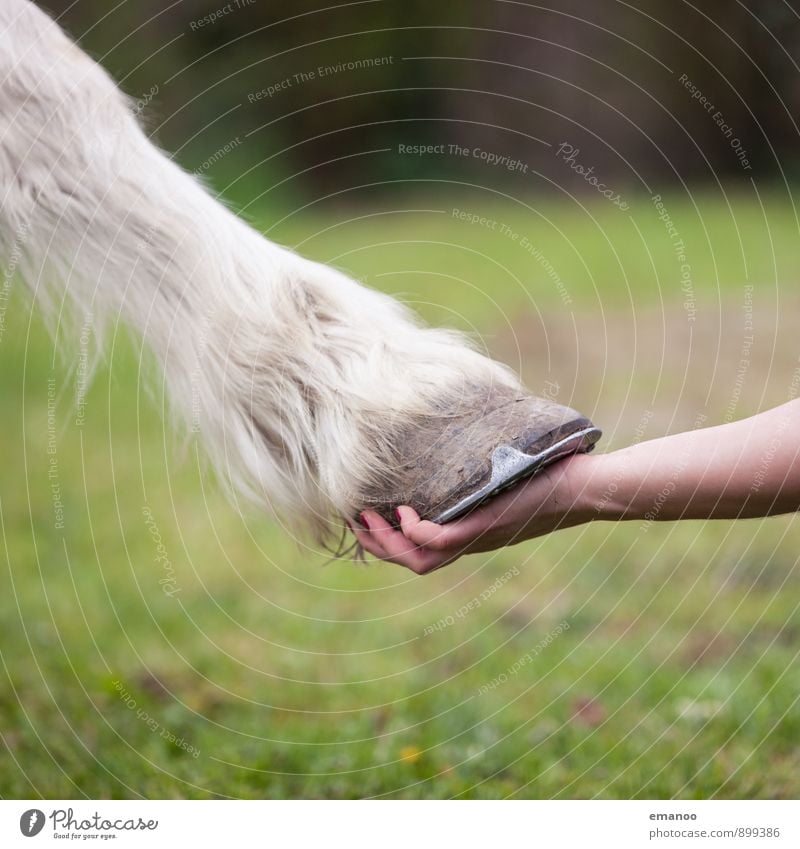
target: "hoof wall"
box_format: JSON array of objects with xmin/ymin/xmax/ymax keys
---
[
  {"xmin": 431, "ymin": 425, "xmax": 600, "ymax": 523},
  {"xmin": 359, "ymin": 386, "xmax": 601, "ymax": 526}
]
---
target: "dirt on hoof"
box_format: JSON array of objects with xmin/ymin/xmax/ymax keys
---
[{"xmin": 359, "ymin": 384, "xmax": 600, "ymax": 525}]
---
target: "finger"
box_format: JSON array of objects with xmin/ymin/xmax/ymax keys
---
[
  {"xmin": 395, "ymin": 505, "xmax": 486, "ymax": 552},
  {"xmin": 394, "ymin": 506, "xmax": 454, "ymax": 550},
  {"xmin": 360, "ymin": 510, "xmax": 424, "ymax": 559},
  {"xmin": 360, "ymin": 510, "xmax": 445, "ymax": 573},
  {"xmin": 346, "ymin": 518, "xmax": 388, "ymax": 560}
]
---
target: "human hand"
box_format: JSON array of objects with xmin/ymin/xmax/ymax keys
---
[
  {"xmin": 348, "ymin": 452, "xmax": 601, "ymax": 574},
  {"xmin": 349, "ymin": 398, "xmax": 800, "ymax": 573}
]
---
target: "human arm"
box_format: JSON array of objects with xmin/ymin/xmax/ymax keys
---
[{"xmin": 351, "ymin": 399, "xmax": 800, "ymax": 573}]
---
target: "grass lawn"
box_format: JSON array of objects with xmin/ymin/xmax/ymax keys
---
[{"xmin": 1, "ymin": 189, "xmax": 799, "ymax": 798}]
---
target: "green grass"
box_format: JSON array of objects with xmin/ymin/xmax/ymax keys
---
[
  {"xmin": 1, "ymin": 190, "xmax": 799, "ymax": 798},
  {"xmin": 261, "ymin": 186, "xmax": 800, "ymax": 325}
]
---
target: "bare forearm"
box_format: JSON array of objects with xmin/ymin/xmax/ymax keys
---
[{"xmin": 585, "ymin": 400, "xmax": 800, "ymax": 523}]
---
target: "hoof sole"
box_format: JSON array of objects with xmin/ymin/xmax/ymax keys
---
[
  {"xmin": 431, "ymin": 424, "xmax": 601, "ymax": 523},
  {"xmin": 358, "ymin": 385, "xmax": 601, "ymax": 526}
]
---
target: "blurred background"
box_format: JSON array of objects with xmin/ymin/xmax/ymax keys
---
[
  {"xmin": 1, "ymin": 0, "xmax": 799, "ymax": 799},
  {"xmin": 36, "ymin": 0, "xmax": 800, "ymax": 196}
]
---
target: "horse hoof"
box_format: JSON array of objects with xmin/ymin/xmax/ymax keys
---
[{"xmin": 360, "ymin": 385, "xmax": 601, "ymax": 525}]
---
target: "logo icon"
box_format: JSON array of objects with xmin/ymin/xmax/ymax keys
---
[{"xmin": 19, "ymin": 809, "xmax": 45, "ymax": 837}]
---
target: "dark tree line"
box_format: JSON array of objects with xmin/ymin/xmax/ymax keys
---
[{"xmin": 39, "ymin": 0, "xmax": 800, "ymax": 204}]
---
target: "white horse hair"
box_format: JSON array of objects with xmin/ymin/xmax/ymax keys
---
[{"xmin": 0, "ymin": 0, "xmax": 520, "ymax": 544}]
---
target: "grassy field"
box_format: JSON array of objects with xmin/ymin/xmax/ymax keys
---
[{"xmin": 1, "ymin": 189, "xmax": 799, "ymax": 799}]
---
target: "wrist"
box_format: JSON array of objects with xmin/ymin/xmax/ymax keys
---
[
  {"xmin": 571, "ymin": 449, "xmax": 632, "ymax": 522},
  {"xmin": 555, "ymin": 451, "xmax": 607, "ymax": 524}
]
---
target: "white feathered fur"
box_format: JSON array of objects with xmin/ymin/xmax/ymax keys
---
[{"xmin": 0, "ymin": 0, "xmax": 519, "ymax": 544}]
